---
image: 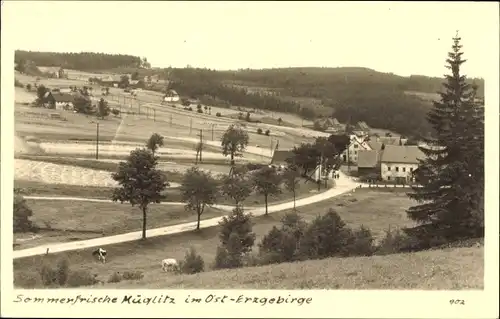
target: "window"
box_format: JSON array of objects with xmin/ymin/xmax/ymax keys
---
[
  {"xmin": 402, "ymin": 167, "xmax": 406, "ymax": 173},
  {"xmin": 387, "ymin": 176, "xmax": 391, "ymax": 181},
  {"xmin": 395, "ymin": 167, "xmax": 399, "ymax": 172},
  {"xmin": 354, "ymin": 151, "xmax": 357, "ymax": 155},
  {"xmin": 410, "ymin": 167, "xmax": 414, "ymax": 172},
  {"xmin": 387, "ymin": 166, "xmax": 391, "ymax": 171},
  {"xmin": 354, "ymin": 144, "xmax": 358, "ymax": 149}
]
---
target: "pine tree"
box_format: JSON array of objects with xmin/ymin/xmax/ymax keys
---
[{"xmin": 407, "ymin": 33, "xmax": 484, "ymax": 240}]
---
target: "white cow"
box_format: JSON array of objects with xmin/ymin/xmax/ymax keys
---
[{"xmin": 161, "ymin": 258, "xmax": 179, "ymax": 272}]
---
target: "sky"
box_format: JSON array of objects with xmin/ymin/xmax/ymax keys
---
[{"xmin": 3, "ymin": 1, "xmax": 498, "ymax": 78}]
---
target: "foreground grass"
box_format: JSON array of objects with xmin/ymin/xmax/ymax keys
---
[
  {"xmin": 103, "ymin": 246, "xmax": 483, "ymax": 289},
  {"xmin": 14, "ymin": 190, "xmax": 418, "ymax": 287}
]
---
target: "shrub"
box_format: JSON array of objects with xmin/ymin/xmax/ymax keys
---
[
  {"xmin": 122, "ymin": 270, "xmax": 144, "ymax": 281},
  {"xmin": 14, "ymin": 195, "xmax": 34, "ymax": 233},
  {"xmin": 218, "ymin": 207, "xmax": 255, "ymax": 255},
  {"xmin": 257, "ymin": 128, "xmax": 263, "ymax": 134},
  {"xmin": 66, "ymin": 269, "xmax": 98, "ymax": 287},
  {"xmin": 55, "ymin": 258, "xmax": 70, "ymax": 286},
  {"xmin": 259, "ymin": 212, "xmax": 307, "ymax": 264},
  {"xmin": 111, "ymin": 108, "xmax": 120, "ymax": 117},
  {"xmin": 213, "ymin": 232, "xmax": 244, "ymax": 269},
  {"xmin": 216, "ymin": 112, "xmax": 222, "ymax": 117},
  {"xmin": 108, "ymin": 272, "xmax": 122, "ymax": 283},
  {"xmin": 180, "ymin": 247, "xmax": 205, "ymax": 274},
  {"xmin": 197, "ymin": 109, "xmax": 203, "ymax": 113},
  {"xmin": 265, "ymin": 129, "xmax": 270, "ymax": 136},
  {"xmin": 297, "ymin": 209, "xmax": 351, "ymax": 260},
  {"xmin": 344, "ymin": 225, "xmax": 375, "ymax": 256},
  {"xmin": 375, "ymin": 227, "xmax": 417, "ymax": 255},
  {"xmin": 197, "ymin": 104, "xmax": 202, "ymax": 110},
  {"xmin": 39, "ymin": 262, "xmax": 59, "ymax": 287}
]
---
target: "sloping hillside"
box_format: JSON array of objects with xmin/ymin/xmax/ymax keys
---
[
  {"xmin": 14, "ymin": 51, "xmax": 485, "ymax": 138},
  {"xmin": 102, "ymin": 246, "xmax": 483, "ymax": 289}
]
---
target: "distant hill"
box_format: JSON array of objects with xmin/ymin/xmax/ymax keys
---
[
  {"xmin": 14, "ymin": 50, "xmax": 143, "ymax": 71},
  {"xmin": 14, "ymin": 51, "xmax": 485, "ymax": 138}
]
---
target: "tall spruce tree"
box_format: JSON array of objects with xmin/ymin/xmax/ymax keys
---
[{"xmin": 407, "ymin": 33, "xmax": 484, "ymax": 240}]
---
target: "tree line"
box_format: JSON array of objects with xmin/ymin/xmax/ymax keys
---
[{"xmin": 15, "ymin": 50, "xmax": 143, "ymax": 71}]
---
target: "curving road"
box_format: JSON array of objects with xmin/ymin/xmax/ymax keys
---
[{"xmin": 13, "ymin": 173, "xmax": 360, "ymax": 259}]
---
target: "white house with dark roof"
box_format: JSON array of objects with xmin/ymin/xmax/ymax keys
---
[
  {"xmin": 342, "ymin": 134, "xmax": 371, "ymax": 164},
  {"xmin": 380, "ymin": 145, "xmax": 425, "ymax": 183},
  {"xmin": 163, "ymin": 89, "xmax": 180, "ymax": 102}
]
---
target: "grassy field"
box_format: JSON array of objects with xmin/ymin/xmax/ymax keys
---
[
  {"xmin": 14, "ymin": 190, "xmax": 421, "ymax": 287},
  {"xmin": 102, "ymin": 246, "xmax": 483, "ymax": 289}
]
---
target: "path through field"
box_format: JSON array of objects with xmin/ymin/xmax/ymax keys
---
[{"xmin": 12, "ymin": 172, "xmax": 360, "ymax": 259}]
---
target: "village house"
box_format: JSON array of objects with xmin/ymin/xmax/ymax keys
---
[
  {"xmin": 379, "ymin": 145, "xmax": 424, "ymax": 183},
  {"xmin": 163, "ymin": 89, "xmax": 180, "ymax": 102},
  {"xmin": 43, "ymin": 91, "xmax": 75, "ymax": 110},
  {"xmin": 342, "ymin": 134, "xmax": 371, "ymax": 164},
  {"xmin": 357, "ymin": 150, "xmax": 381, "ymax": 177},
  {"xmin": 310, "ymin": 117, "xmax": 345, "ymax": 133}
]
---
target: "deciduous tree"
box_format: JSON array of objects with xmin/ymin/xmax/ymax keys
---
[
  {"xmin": 180, "ymin": 167, "xmax": 219, "ymax": 230},
  {"xmin": 111, "ymin": 148, "xmax": 169, "ymax": 239},
  {"xmin": 221, "ymin": 124, "xmax": 249, "ymax": 173},
  {"xmin": 252, "ymin": 166, "xmax": 282, "ymax": 215},
  {"xmin": 146, "ymin": 133, "xmax": 164, "ymax": 157}
]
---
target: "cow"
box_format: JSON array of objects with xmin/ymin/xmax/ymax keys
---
[
  {"xmin": 92, "ymin": 248, "xmax": 107, "ymax": 263},
  {"xmin": 161, "ymin": 258, "xmax": 179, "ymax": 272}
]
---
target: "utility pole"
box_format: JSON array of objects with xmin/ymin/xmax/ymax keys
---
[
  {"xmin": 189, "ymin": 118, "xmax": 193, "ymax": 135},
  {"xmin": 211, "ymin": 124, "xmax": 214, "ymax": 141},
  {"xmin": 153, "ymin": 109, "xmax": 156, "ymax": 122},
  {"xmin": 170, "ymin": 114, "xmax": 173, "ymax": 126},
  {"xmin": 96, "ymin": 122, "xmax": 100, "ymax": 160},
  {"xmin": 199, "ymin": 129, "xmax": 203, "ymax": 162}
]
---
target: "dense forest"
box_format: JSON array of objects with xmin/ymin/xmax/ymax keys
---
[
  {"xmin": 14, "ymin": 51, "xmax": 485, "ymax": 138},
  {"xmin": 15, "ymin": 50, "xmax": 143, "ymax": 70}
]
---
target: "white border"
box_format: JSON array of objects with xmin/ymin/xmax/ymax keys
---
[{"xmin": 1, "ymin": 2, "xmax": 498, "ymax": 318}]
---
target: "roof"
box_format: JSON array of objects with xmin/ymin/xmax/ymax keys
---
[
  {"xmin": 357, "ymin": 150, "xmax": 380, "ymax": 168},
  {"xmin": 380, "ymin": 145, "xmax": 425, "ymax": 164},
  {"xmin": 378, "ymin": 136, "xmax": 403, "ymax": 146},
  {"xmin": 52, "ymin": 93, "xmax": 75, "ymax": 103},
  {"xmin": 271, "ymin": 150, "xmax": 294, "ymax": 164},
  {"xmin": 367, "ymin": 140, "xmax": 383, "ymax": 151},
  {"xmin": 357, "ymin": 121, "xmax": 370, "ymax": 130}
]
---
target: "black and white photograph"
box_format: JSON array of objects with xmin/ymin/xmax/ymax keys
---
[{"xmin": 1, "ymin": 1, "xmax": 498, "ymax": 318}]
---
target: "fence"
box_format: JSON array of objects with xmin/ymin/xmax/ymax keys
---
[{"xmin": 358, "ymin": 183, "xmax": 423, "ymax": 189}]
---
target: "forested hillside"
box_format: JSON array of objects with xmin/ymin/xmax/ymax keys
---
[
  {"xmin": 14, "ymin": 51, "xmax": 485, "ymax": 138},
  {"xmin": 14, "ymin": 50, "xmax": 143, "ymax": 70}
]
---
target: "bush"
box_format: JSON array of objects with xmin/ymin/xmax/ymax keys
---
[
  {"xmin": 108, "ymin": 272, "xmax": 122, "ymax": 283},
  {"xmin": 265, "ymin": 129, "xmax": 270, "ymax": 136},
  {"xmin": 180, "ymin": 247, "xmax": 205, "ymax": 274},
  {"xmin": 66, "ymin": 269, "xmax": 98, "ymax": 287},
  {"xmin": 197, "ymin": 109, "xmax": 203, "ymax": 113},
  {"xmin": 197, "ymin": 104, "xmax": 202, "ymax": 110},
  {"xmin": 122, "ymin": 270, "xmax": 144, "ymax": 281},
  {"xmin": 257, "ymin": 128, "xmax": 263, "ymax": 134},
  {"xmin": 216, "ymin": 112, "xmax": 222, "ymax": 117},
  {"xmin": 375, "ymin": 227, "xmax": 417, "ymax": 255},
  {"xmin": 111, "ymin": 108, "xmax": 120, "ymax": 117},
  {"xmin": 218, "ymin": 207, "xmax": 256, "ymax": 255},
  {"xmin": 259, "ymin": 212, "xmax": 307, "ymax": 264},
  {"xmin": 213, "ymin": 233, "xmax": 244, "ymax": 269},
  {"xmin": 14, "ymin": 195, "xmax": 34, "ymax": 233},
  {"xmin": 297, "ymin": 209, "xmax": 352, "ymax": 260},
  {"xmin": 39, "ymin": 262, "xmax": 59, "ymax": 287},
  {"xmin": 55, "ymin": 258, "xmax": 70, "ymax": 286},
  {"xmin": 344, "ymin": 225, "xmax": 375, "ymax": 256}
]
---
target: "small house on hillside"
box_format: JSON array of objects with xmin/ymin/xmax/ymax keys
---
[
  {"xmin": 270, "ymin": 149, "xmax": 335, "ymax": 182},
  {"xmin": 44, "ymin": 91, "xmax": 75, "ymax": 110},
  {"xmin": 163, "ymin": 89, "xmax": 180, "ymax": 102},
  {"xmin": 380, "ymin": 145, "xmax": 424, "ymax": 183},
  {"xmin": 357, "ymin": 150, "xmax": 381, "ymax": 176}
]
